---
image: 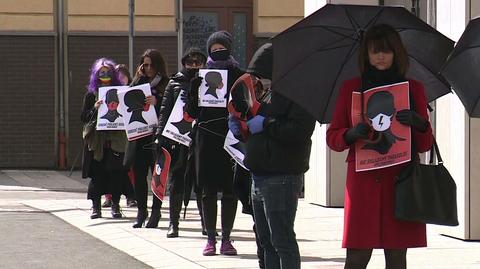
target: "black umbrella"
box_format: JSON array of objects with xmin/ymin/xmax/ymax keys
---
[
  {"xmin": 272, "ymin": 4, "xmax": 454, "ymax": 123},
  {"xmin": 440, "ymin": 17, "xmax": 480, "ymax": 117}
]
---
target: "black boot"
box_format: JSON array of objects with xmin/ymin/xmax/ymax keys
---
[
  {"xmin": 146, "ymin": 207, "xmax": 161, "ymax": 228},
  {"xmin": 167, "ymin": 195, "xmax": 183, "ymax": 237},
  {"xmin": 133, "ymin": 207, "xmax": 148, "ymax": 228},
  {"xmin": 91, "ymin": 199, "xmax": 102, "ymax": 219},
  {"xmin": 111, "ymin": 203, "xmax": 122, "ymax": 218}
]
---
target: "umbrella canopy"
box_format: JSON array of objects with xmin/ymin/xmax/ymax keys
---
[
  {"xmin": 151, "ymin": 147, "xmax": 171, "ymax": 201},
  {"xmin": 440, "ymin": 17, "xmax": 480, "ymax": 117},
  {"xmin": 272, "ymin": 4, "xmax": 454, "ymax": 123}
]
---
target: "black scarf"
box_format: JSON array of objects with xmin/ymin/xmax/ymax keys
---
[{"xmin": 361, "ymin": 65, "xmax": 406, "ymax": 92}]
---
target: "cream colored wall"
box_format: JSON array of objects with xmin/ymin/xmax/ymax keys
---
[
  {"xmin": 254, "ymin": 0, "xmax": 304, "ymax": 35},
  {"xmin": 68, "ymin": 0, "xmax": 175, "ymax": 32},
  {"xmin": 0, "ymin": 0, "xmax": 54, "ymax": 31},
  {"xmin": 435, "ymin": 0, "xmax": 480, "ymax": 240},
  {"xmin": 329, "ymin": 0, "xmax": 378, "ymax": 5},
  {"xmin": 469, "ymin": 0, "xmax": 480, "ymax": 241}
]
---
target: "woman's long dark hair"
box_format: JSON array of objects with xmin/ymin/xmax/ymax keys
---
[
  {"xmin": 358, "ymin": 24, "xmax": 409, "ymax": 76},
  {"xmin": 133, "ymin": 49, "xmax": 168, "ymax": 81}
]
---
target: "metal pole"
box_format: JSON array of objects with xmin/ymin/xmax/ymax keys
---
[
  {"xmin": 57, "ymin": 0, "xmax": 67, "ymax": 169},
  {"xmin": 411, "ymin": 0, "xmax": 420, "ymax": 16},
  {"xmin": 129, "ymin": 0, "xmax": 135, "ymax": 74},
  {"xmin": 176, "ymin": 0, "xmax": 184, "ymax": 70},
  {"xmin": 426, "ymin": 0, "xmax": 437, "ymax": 137}
]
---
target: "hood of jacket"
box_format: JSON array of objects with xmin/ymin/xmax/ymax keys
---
[{"xmin": 247, "ymin": 42, "xmax": 273, "ymax": 80}]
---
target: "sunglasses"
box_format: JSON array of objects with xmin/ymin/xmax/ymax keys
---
[{"xmin": 185, "ymin": 59, "xmax": 203, "ymax": 66}]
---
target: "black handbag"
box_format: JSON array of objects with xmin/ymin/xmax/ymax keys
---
[
  {"xmin": 82, "ymin": 112, "xmax": 97, "ymax": 140},
  {"xmin": 395, "ymin": 138, "xmax": 459, "ymax": 226}
]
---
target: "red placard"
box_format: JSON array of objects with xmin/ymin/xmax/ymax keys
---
[{"xmin": 352, "ymin": 81, "xmax": 411, "ymax": 172}]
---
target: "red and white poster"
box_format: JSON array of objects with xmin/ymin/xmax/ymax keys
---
[{"xmin": 351, "ymin": 81, "xmax": 411, "ymax": 172}]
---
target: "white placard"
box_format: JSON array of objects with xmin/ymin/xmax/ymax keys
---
[
  {"xmin": 162, "ymin": 90, "xmax": 194, "ymax": 146},
  {"xmin": 198, "ymin": 69, "xmax": 228, "ymax": 108},
  {"xmin": 96, "ymin": 86, "xmax": 129, "ymax": 130},
  {"xmin": 224, "ymin": 130, "xmax": 248, "ymax": 170},
  {"xmin": 117, "ymin": 83, "xmax": 159, "ymax": 141}
]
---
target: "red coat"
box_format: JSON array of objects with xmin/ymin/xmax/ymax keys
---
[{"xmin": 327, "ymin": 78, "xmax": 433, "ymax": 249}]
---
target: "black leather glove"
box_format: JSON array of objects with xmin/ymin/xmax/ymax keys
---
[
  {"xmin": 396, "ymin": 109, "xmax": 428, "ymax": 132},
  {"xmin": 344, "ymin": 122, "xmax": 371, "ymax": 145},
  {"xmin": 188, "ymin": 75, "xmax": 203, "ymax": 103},
  {"xmin": 180, "ymin": 90, "xmax": 188, "ymax": 103}
]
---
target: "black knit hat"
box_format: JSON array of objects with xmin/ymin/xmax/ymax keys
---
[
  {"xmin": 181, "ymin": 47, "xmax": 207, "ymax": 65},
  {"xmin": 206, "ymin": 30, "xmax": 233, "ymax": 55}
]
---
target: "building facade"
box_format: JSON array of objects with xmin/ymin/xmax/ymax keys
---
[
  {"xmin": 303, "ymin": 0, "xmax": 480, "ymax": 241},
  {"xmin": 0, "ymin": 0, "xmax": 303, "ymax": 169},
  {"xmin": 1, "ymin": 0, "xmax": 479, "ymax": 241}
]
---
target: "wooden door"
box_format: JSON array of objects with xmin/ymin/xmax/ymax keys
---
[{"xmin": 183, "ymin": 0, "xmax": 253, "ymax": 68}]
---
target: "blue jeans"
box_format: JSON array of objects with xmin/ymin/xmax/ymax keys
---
[{"xmin": 251, "ymin": 174, "xmax": 303, "ymax": 269}]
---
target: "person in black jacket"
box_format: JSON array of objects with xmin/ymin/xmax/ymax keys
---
[
  {"xmin": 155, "ymin": 47, "xmax": 207, "ymax": 238},
  {"xmin": 184, "ymin": 31, "xmax": 244, "ymax": 256},
  {"xmin": 229, "ymin": 44, "xmax": 316, "ymax": 268},
  {"xmin": 124, "ymin": 49, "xmax": 169, "ymax": 229},
  {"xmin": 228, "ymin": 43, "xmax": 276, "ymax": 269}
]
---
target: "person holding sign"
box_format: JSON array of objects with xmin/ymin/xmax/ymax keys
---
[
  {"xmin": 326, "ymin": 24, "xmax": 433, "ymax": 269},
  {"xmin": 229, "ymin": 43, "xmax": 316, "ymax": 269},
  {"xmin": 155, "ymin": 47, "xmax": 207, "ymax": 238},
  {"xmin": 125, "ymin": 49, "xmax": 169, "ymax": 229},
  {"xmin": 184, "ymin": 31, "xmax": 244, "ymax": 256},
  {"xmin": 81, "ymin": 58, "xmax": 127, "ymax": 220},
  {"xmin": 101, "ymin": 64, "xmax": 137, "ymax": 209}
]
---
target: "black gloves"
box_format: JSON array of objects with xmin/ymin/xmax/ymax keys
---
[
  {"xmin": 180, "ymin": 90, "xmax": 188, "ymax": 103},
  {"xmin": 396, "ymin": 109, "xmax": 428, "ymax": 132},
  {"xmin": 344, "ymin": 122, "xmax": 371, "ymax": 145},
  {"xmin": 188, "ymin": 76, "xmax": 203, "ymax": 104}
]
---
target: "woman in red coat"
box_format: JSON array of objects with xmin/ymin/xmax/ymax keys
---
[{"xmin": 327, "ymin": 24, "xmax": 433, "ymax": 269}]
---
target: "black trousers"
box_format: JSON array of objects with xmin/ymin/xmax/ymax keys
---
[
  {"xmin": 168, "ymin": 144, "xmax": 188, "ymax": 196},
  {"xmin": 133, "ymin": 144, "xmax": 162, "ymax": 209},
  {"xmin": 202, "ymin": 175, "xmax": 238, "ymax": 235},
  {"xmin": 87, "ymin": 149, "xmax": 125, "ymax": 204}
]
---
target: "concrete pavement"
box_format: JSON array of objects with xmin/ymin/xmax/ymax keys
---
[{"xmin": 1, "ymin": 170, "xmax": 479, "ymax": 268}]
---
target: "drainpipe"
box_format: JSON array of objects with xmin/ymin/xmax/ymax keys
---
[
  {"xmin": 411, "ymin": 0, "xmax": 420, "ymax": 16},
  {"xmin": 426, "ymin": 0, "xmax": 436, "ymax": 134},
  {"xmin": 129, "ymin": 0, "xmax": 135, "ymax": 74},
  {"xmin": 56, "ymin": 0, "xmax": 67, "ymax": 169},
  {"xmin": 176, "ymin": 0, "xmax": 184, "ymax": 69}
]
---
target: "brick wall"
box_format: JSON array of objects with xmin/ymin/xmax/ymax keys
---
[
  {"xmin": 67, "ymin": 35, "xmax": 178, "ymax": 168},
  {"xmin": 0, "ymin": 36, "xmax": 56, "ymax": 168}
]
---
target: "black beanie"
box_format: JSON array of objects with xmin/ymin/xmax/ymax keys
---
[
  {"xmin": 181, "ymin": 47, "xmax": 207, "ymax": 65},
  {"xmin": 206, "ymin": 30, "xmax": 233, "ymax": 55}
]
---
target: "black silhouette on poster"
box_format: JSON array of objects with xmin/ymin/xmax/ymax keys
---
[
  {"xmin": 362, "ymin": 91, "xmax": 405, "ymax": 154},
  {"xmin": 204, "ymin": 71, "xmax": 224, "ymax": 98},
  {"xmin": 124, "ymin": 89, "xmax": 148, "ymax": 124},
  {"xmin": 100, "ymin": 88, "xmax": 123, "ymax": 122}
]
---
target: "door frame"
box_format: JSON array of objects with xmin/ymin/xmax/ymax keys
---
[{"xmin": 183, "ymin": 0, "xmax": 254, "ymax": 64}]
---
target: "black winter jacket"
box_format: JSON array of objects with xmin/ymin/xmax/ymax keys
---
[
  {"xmin": 123, "ymin": 75, "xmax": 169, "ymax": 167},
  {"xmin": 184, "ymin": 66, "xmax": 244, "ymax": 188},
  {"xmin": 244, "ymin": 92, "xmax": 316, "ymax": 175},
  {"xmin": 157, "ymin": 70, "xmax": 191, "ymax": 136}
]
